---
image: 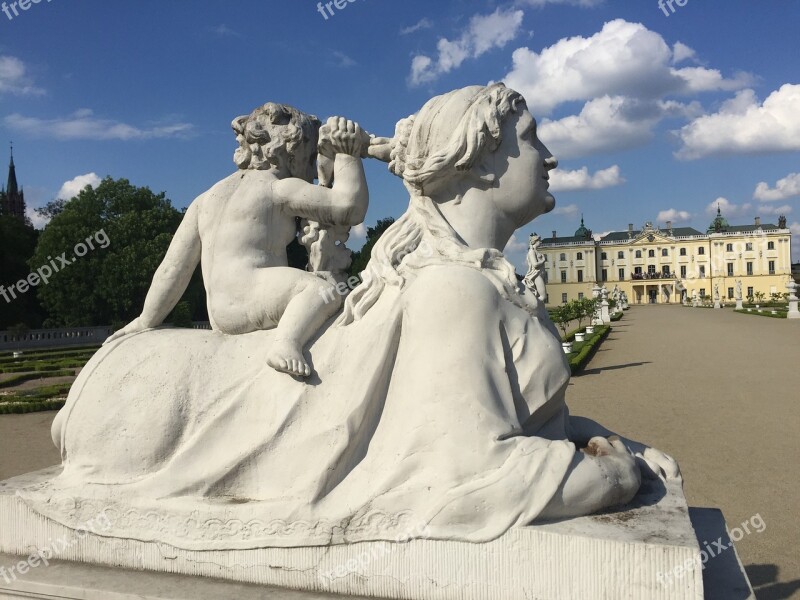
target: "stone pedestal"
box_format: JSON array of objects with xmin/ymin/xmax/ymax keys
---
[
  {"xmin": 735, "ymin": 299, "xmax": 743, "ymax": 310},
  {"xmin": 0, "ymin": 469, "xmax": 755, "ymax": 600},
  {"xmin": 787, "ymin": 281, "xmax": 800, "ymax": 320}
]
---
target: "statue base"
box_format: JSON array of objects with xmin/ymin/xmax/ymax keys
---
[{"xmin": 0, "ymin": 469, "xmax": 753, "ymax": 600}]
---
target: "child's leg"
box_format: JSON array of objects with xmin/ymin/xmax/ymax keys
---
[{"xmin": 266, "ymin": 277, "xmax": 343, "ymax": 377}]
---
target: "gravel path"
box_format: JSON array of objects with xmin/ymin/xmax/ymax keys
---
[
  {"xmin": 0, "ymin": 306, "xmax": 797, "ymax": 598},
  {"xmin": 568, "ymin": 305, "xmax": 799, "ymax": 600}
]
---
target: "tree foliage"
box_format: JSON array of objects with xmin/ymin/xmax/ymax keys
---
[
  {"xmin": 349, "ymin": 217, "xmax": 395, "ymax": 277},
  {"xmin": 0, "ymin": 215, "xmax": 42, "ymax": 328},
  {"xmin": 30, "ymin": 177, "xmax": 204, "ymax": 327}
]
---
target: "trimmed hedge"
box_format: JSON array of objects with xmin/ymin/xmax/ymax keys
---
[
  {"xmin": 734, "ymin": 309, "xmax": 788, "ymax": 319},
  {"xmin": 566, "ymin": 326, "xmax": 611, "ymax": 375},
  {"xmin": 0, "ymin": 370, "xmax": 75, "ymax": 389},
  {"xmin": 0, "ymin": 399, "xmax": 66, "ymax": 414}
]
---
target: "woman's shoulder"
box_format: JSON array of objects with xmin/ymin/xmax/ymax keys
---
[{"xmin": 402, "ymin": 264, "xmax": 504, "ymax": 315}]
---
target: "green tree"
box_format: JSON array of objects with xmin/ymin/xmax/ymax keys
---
[
  {"xmin": 0, "ymin": 214, "xmax": 43, "ymax": 329},
  {"xmin": 30, "ymin": 177, "xmax": 204, "ymax": 327},
  {"xmin": 348, "ymin": 217, "xmax": 395, "ymax": 277}
]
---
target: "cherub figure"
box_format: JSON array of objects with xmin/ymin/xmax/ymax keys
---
[
  {"xmin": 106, "ymin": 103, "xmax": 371, "ymax": 377},
  {"xmin": 523, "ymin": 232, "xmax": 547, "ymax": 301}
]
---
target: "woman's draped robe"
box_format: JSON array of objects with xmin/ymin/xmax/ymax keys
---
[{"xmin": 18, "ymin": 264, "xmax": 577, "ymax": 551}]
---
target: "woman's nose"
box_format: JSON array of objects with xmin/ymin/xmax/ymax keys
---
[{"xmin": 544, "ymin": 156, "xmax": 558, "ymax": 171}]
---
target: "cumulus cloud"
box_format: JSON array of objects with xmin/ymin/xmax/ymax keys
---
[
  {"xmin": 4, "ymin": 109, "xmax": 194, "ymax": 141},
  {"xmin": 672, "ymin": 42, "xmax": 696, "ymax": 65},
  {"xmin": 706, "ymin": 197, "xmax": 752, "ymax": 218},
  {"xmin": 758, "ymin": 204, "xmax": 792, "ymax": 216},
  {"xmin": 676, "ymin": 85, "xmax": 800, "ymax": 159},
  {"xmin": 400, "ymin": 18, "xmax": 432, "ymax": 35},
  {"xmin": 657, "ymin": 209, "xmax": 692, "ymax": 223},
  {"xmin": 549, "ymin": 165, "xmax": 624, "ymax": 192},
  {"xmin": 517, "ymin": 0, "xmax": 603, "ymax": 6},
  {"xmin": 58, "ymin": 173, "xmax": 102, "ymax": 200},
  {"xmin": 503, "ymin": 20, "xmax": 750, "ymax": 116},
  {"xmin": 754, "ymin": 172, "xmax": 800, "ymax": 202},
  {"xmin": 551, "ymin": 203, "xmax": 581, "ymax": 218},
  {"xmin": 504, "ymin": 233, "xmax": 530, "ymax": 253},
  {"xmin": 0, "ymin": 55, "xmax": 44, "ymax": 96},
  {"xmin": 409, "ymin": 8, "xmax": 524, "ymax": 86}
]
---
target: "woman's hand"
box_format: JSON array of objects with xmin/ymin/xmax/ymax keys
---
[{"xmin": 320, "ymin": 117, "xmax": 370, "ymax": 158}]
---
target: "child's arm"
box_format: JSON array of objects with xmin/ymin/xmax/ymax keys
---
[
  {"xmin": 273, "ymin": 118, "xmax": 369, "ymax": 227},
  {"xmin": 105, "ymin": 202, "xmax": 202, "ymax": 343}
]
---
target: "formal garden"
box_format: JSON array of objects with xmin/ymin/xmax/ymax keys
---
[
  {"xmin": 548, "ymin": 297, "xmax": 617, "ymax": 375},
  {"xmin": 0, "ymin": 346, "xmax": 98, "ymax": 414}
]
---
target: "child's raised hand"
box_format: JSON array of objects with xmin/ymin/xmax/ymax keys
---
[{"xmin": 323, "ymin": 117, "xmax": 370, "ymax": 157}]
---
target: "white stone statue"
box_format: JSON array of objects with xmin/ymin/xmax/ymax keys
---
[
  {"xmin": 735, "ymin": 279, "xmax": 743, "ymax": 300},
  {"xmin": 20, "ymin": 85, "xmax": 680, "ymax": 555},
  {"xmin": 105, "ymin": 104, "xmax": 375, "ymax": 377},
  {"xmin": 523, "ymin": 232, "xmax": 547, "ymax": 300},
  {"xmin": 714, "ymin": 284, "xmax": 720, "ymax": 301}
]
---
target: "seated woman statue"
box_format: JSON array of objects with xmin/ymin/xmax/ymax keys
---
[{"xmin": 20, "ymin": 85, "xmax": 679, "ymax": 551}]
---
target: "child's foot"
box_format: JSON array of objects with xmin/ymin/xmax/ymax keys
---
[{"xmin": 267, "ymin": 339, "xmax": 311, "ymax": 377}]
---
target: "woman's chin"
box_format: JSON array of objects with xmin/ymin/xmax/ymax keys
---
[{"xmin": 543, "ymin": 193, "xmax": 556, "ymax": 214}]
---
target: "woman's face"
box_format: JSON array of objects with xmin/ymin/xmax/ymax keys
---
[{"xmin": 487, "ymin": 104, "xmax": 558, "ymax": 228}]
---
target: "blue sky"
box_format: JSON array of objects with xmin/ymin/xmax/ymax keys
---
[{"xmin": 1, "ymin": 0, "xmax": 799, "ymax": 268}]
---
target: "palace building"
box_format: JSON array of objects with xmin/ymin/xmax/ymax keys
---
[
  {"xmin": 539, "ymin": 210, "xmax": 793, "ymax": 305},
  {"xmin": 0, "ymin": 145, "xmax": 26, "ymax": 220}
]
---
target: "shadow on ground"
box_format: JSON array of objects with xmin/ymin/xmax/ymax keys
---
[
  {"xmin": 747, "ymin": 564, "xmax": 800, "ymax": 600},
  {"xmin": 578, "ymin": 361, "xmax": 652, "ymax": 376}
]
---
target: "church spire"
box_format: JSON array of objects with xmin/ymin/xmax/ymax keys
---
[{"xmin": 7, "ymin": 141, "xmax": 18, "ymax": 198}]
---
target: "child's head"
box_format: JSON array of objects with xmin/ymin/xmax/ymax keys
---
[{"xmin": 232, "ymin": 103, "xmax": 321, "ymax": 181}]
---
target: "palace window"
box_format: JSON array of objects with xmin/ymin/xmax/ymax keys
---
[
  {"xmin": 618, "ymin": 268, "xmax": 625, "ymax": 281},
  {"xmin": 680, "ymin": 248, "xmax": 687, "ymax": 256},
  {"xmin": 561, "ymin": 271, "xmax": 567, "ymax": 283},
  {"xmin": 727, "ymin": 263, "xmax": 734, "ymax": 276},
  {"xmin": 747, "ymin": 286, "xmax": 754, "ymax": 297},
  {"xmin": 746, "ymin": 262, "xmax": 753, "ymax": 276},
  {"xmin": 561, "ymin": 293, "xmax": 568, "ymax": 304},
  {"xmin": 601, "ymin": 269, "xmax": 608, "ymax": 282},
  {"xmin": 577, "ymin": 252, "xmax": 583, "ymax": 260},
  {"xmin": 560, "ymin": 253, "xmax": 567, "ymax": 261},
  {"xmin": 698, "ymin": 247, "xmax": 705, "ymax": 255},
  {"xmin": 699, "ymin": 265, "xmax": 706, "ymax": 278},
  {"xmin": 699, "ymin": 288, "xmax": 706, "ymax": 297},
  {"xmin": 648, "ymin": 250, "xmax": 655, "ymax": 258},
  {"xmin": 577, "ymin": 270, "xmax": 584, "ymax": 283},
  {"xmin": 680, "ymin": 266, "xmax": 687, "ymax": 278},
  {"xmin": 768, "ymin": 261, "xmax": 775, "ymax": 275},
  {"xmin": 635, "ymin": 250, "xmax": 642, "ymax": 258},
  {"xmin": 745, "ymin": 243, "xmax": 753, "ymax": 251},
  {"xmin": 634, "ymin": 266, "xmax": 643, "ymax": 275},
  {"xmin": 728, "ymin": 287, "xmax": 734, "ymax": 299},
  {"xmin": 662, "ymin": 265, "xmax": 671, "ymax": 277},
  {"xmin": 648, "ymin": 265, "xmax": 657, "ymax": 276},
  {"xmin": 618, "ymin": 251, "xmax": 624, "ymax": 259},
  {"xmin": 662, "ymin": 249, "xmax": 668, "ymax": 257},
  {"xmin": 578, "ymin": 292, "xmax": 584, "ymax": 300},
  {"xmin": 543, "ymin": 272, "xmax": 549, "ymax": 284},
  {"xmin": 726, "ymin": 243, "xmax": 734, "ymax": 252},
  {"xmin": 601, "ymin": 252, "xmax": 607, "ymax": 260},
  {"xmin": 767, "ymin": 241, "xmax": 775, "ymax": 250}
]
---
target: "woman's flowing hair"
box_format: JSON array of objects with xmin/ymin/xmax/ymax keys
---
[{"xmin": 337, "ymin": 84, "xmax": 525, "ymax": 326}]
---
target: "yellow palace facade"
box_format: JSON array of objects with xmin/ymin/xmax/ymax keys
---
[{"xmin": 539, "ymin": 210, "xmax": 793, "ymax": 306}]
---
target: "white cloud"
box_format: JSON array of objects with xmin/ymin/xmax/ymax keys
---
[
  {"xmin": 676, "ymin": 85, "xmax": 800, "ymax": 159},
  {"xmin": 503, "ymin": 20, "xmax": 750, "ymax": 116},
  {"xmin": 518, "ymin": 0, "xmax": 603, "ymax": 6},
  {"xmin": 211, "ymin": 24, "xmax": 242, "ymax": 38},
  {"xmin": 504, "ymin": 233, "xmax": 529, "ymax": 253},
  {"xmin": 790, "ymin": 222, "xmax": 800, "ymax": 261},
  {"xmin": 332, "ymin": 51, "xmax": 356, "ymax": 68},
  {"xmin": 551, "ymin": 203, "xmax": 581, "ymax": 218},
  {"xmin": 58, "ymin": 173, "xmax": 101, "ymax": 200},
  {"xmin": 410, "ymin": 8, "xmax": 524, "ymax": 86},
  {"xmin": 349, "ymin": 223, "xmax": 368, "ymax": 243},
  {"xmin": 757, "ymin": 204, "xmax": 792, "ymax": 216},
  {"xmin": 0, "ymin": 55, "xmax": 44, "ymax": 96},
  {"xmin": 672, "ymin": 42, "xmax": 696, "ymax": 65},
  {"xmin": 593, "ymin": 230, "xmax": 612, "ymax": 241},
  {"xmin": 754, "ymin": 172, "xmax": 800, "ymax": 202},
  {"xmin": 706, "ymin": 197, "xmax": 752, "ymax": 218},
  {"xmin": 400, "ymin": 18, "xmax": 432, "ymax": 35},
  {"xmin": 4, "ymin": 110, "xmax": 194, "ymax": 141},
  {"xmin": 549, "ymin": 164, "xmax": 624, "ymax": 192},
  {"xmin": 657, "ymin": 209, "xmax": 692, "ymax": 223}
]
